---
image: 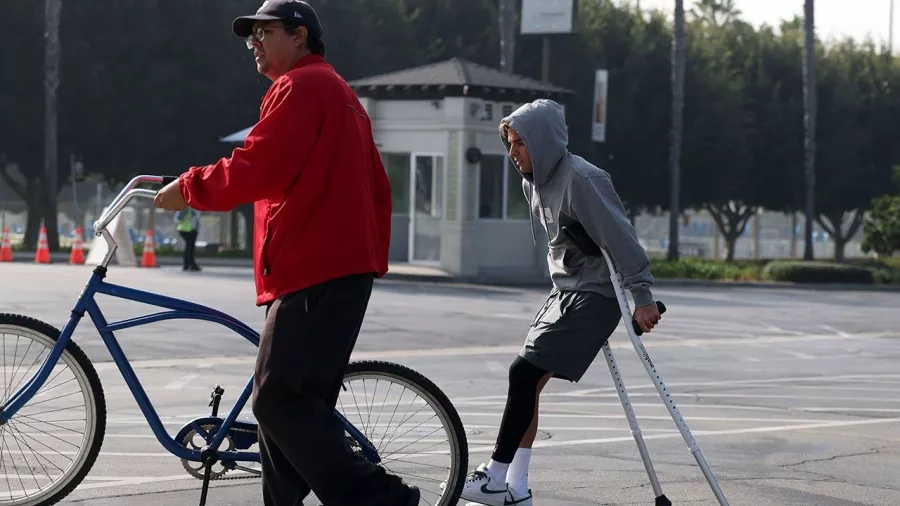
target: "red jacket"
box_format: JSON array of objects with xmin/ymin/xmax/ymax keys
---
[{"xmin": 178, "ymin": 54, "xmax": 391, "ymax": 306}]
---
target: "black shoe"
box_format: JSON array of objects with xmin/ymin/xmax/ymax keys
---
[
  {"xmin": 372, "ymin": 482, "xmax": 418, "ymax": 506},
  {"xmin": 402, "ymin": 483, "xmax": 420, "ymax": 506}
]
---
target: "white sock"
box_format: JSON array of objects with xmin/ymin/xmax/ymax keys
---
[
  {"xmin": 506, "ymin": 447, "xmax": 532, "ymax": 494},
  {"xmin": 485, "ymin": 459, "xmax": 509, "ymax": 483}
]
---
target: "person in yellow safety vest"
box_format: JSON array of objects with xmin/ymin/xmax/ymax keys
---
[{"xmin": 174, "ymin": 207, "xmax": 201, "ymax": 271}]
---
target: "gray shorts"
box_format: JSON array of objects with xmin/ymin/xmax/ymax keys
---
[{"xmin": 520, "ymin": 288, "xmax": 623, "ymax": 383}]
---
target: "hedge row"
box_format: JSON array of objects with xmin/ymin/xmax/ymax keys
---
[{"xmin": 650, "ymin": 257, "xmax": 900, "ymax": 285}]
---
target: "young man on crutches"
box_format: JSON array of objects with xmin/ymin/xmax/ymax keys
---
[{"xmin": 459, "ymin": 99, "xmax": 662, "ymax": 506}]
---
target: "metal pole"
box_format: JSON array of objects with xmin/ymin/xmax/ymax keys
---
[
  {"xmin": 541, "ymin": 35, "xmax": 550, "ymax": 82},
  {"xmin": 499, "ymin": 0, "xmax": 517, "ymax": 73},
  {"xmin": 890, "ymin": 0, "xmax": 895, "ymax": 53}
]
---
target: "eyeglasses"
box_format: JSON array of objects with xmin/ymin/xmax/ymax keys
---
[{"xmin": 245, "ymin": 25, "xmax": 283, "ymax": 49}]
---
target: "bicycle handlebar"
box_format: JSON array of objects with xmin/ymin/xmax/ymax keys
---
[
  {"xmin": 90, "ymin": 174, "xmax": 179, "ymax": 269},
  {"xmin": 92, "ymin": 175, "xmax": 179, "ymax": 237}
]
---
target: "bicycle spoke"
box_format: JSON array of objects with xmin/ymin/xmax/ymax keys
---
[{"xmin": 0, "ymin": 321, "xmax": 98, "ymax": 505}]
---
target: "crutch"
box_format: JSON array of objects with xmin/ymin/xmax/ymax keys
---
[
  {"xmin": 600, "ymin": 245, "xmax": 729, "ymax": 506},
  {"xmin": 559, "ymin": 225, "xmax": 728, "ymax": 505},
  {"xmin": 602, "ymin": 339, "xmax": 672, "ymax": 505}
]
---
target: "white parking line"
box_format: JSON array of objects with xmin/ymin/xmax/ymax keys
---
[
  {"xmin": 820, "ymin": 325, "xmax": 853, "ymax": 337},
  {"xmin": 465, "ymin": 416, "xmax": 900, "ymax": 453},
  {"xmin": 87, "ymin": 331, "xmax": 899, "ymax": 371},
  {"xmin": 486, "ymin": 361, "xmax": 504, "ymax": 373},
  {"xmin": 164, "ymin": 373, "xmax": 199, "ymax": 390}
]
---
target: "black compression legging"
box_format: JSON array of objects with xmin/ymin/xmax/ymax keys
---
[{"xmin": 491, "ymin": 356, "xmax": 550, "ymax": 463}]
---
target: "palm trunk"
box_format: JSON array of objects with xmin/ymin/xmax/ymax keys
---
[
  {"xmin": 802, "ymin": 0, "xmax": 817, "ymax": 260},
  {"xmin": 43, "ymin": 0, "xmax": 62, "ymax": 251},
  {"xmin": 668, "ymin": 0, "xmax": 686, "ymax": 261}
]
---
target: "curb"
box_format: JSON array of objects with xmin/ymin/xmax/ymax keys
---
[
  {"xmin": 6, "ymin": 252, "xmax": 900, "ymax": 293},
  {"xmin": 376, "ymin": 274, "xmax": 900, "ymax": 293}
]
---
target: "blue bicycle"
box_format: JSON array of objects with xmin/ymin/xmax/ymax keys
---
[{"xmin": 0, "ymin": 175, "xmax": 468, "ymax": 506}]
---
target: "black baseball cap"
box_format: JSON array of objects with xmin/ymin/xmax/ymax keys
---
[{"xmin": 232, "ymin": 0, "xmax": 323, "ymax": 39}]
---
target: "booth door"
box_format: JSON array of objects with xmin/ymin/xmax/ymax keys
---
[{"xmin": 409, "ymin": 153, "xmax": 443, "ymax": 264}]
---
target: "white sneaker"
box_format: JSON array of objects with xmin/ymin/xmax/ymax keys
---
[
  {"xmin": 459, "ymin": 463, "xmax": 510, "ymax": 506},
  {"xmin": 465, "ymin": 487, "xmax": 533, "ymax": 506}
]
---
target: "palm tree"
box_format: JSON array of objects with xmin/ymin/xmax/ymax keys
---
[
  {"xmin": 802, "ymin": 0, "xmax": 817, "ymax": 260},
  {"xmin": 690, "ymin": 0, "xmax": 741, "ymax": 26},
  {"xmin": 43, "ymin": 0, "xmax": 62, "ymax": 252},
  {"xmin": 668, "ymin": 0, "xmax": 686, "ymax": 261}
]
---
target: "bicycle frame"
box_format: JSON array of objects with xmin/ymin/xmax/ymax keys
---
[{"xmin": 0, "ymin": 175, "xmax": 379, "ymax": 465}]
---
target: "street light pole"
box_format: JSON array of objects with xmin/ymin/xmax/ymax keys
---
[{"xmin": 890, "ymin": 0, "xmax": 895, "ymax": 53}]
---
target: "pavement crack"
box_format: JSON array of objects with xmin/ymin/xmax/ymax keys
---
[{"xmin": 779, "ymin": 444, "xmax": 899, "ymax": 468}]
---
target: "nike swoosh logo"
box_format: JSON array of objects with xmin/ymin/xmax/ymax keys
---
[
  {"xmin": 506, "ymin": 494, "xmax": 532, "ymax": 505},
  {"xmin": 480, "ymin": 483, "xmax": 508, "ymax": 495}
]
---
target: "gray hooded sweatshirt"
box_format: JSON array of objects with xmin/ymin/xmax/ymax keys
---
[{"xmin": 500, "ymin": 99, "xmax": 655, "ymax": 308}]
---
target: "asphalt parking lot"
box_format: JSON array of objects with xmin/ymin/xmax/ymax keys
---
[{"xmin": 1, "ymin": 263, "xmax": 899, "ymax": 505}]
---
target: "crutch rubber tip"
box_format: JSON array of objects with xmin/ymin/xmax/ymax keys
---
[
  {"xmin": 655, "ymin": 495, "xmax": 673, "ymax": 506},
  {"xmin": 632, "ymin": 301, "xmax": 667, "ymax": 336}
]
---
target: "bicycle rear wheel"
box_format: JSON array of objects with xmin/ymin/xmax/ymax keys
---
[
  {"xmin": 341, "ymin": 360, "xmax": 467, "ymax": 506},
  {"xmin": 0, "ymin": 314, "xmax": 106, "ymax": 506}
]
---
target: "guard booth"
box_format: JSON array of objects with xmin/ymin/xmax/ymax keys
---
[{"xmin": 222, "ymin": 57, "xmax": 573, "ymax": 281}]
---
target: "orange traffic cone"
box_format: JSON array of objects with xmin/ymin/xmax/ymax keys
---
[
  {"xmin": 1, "ymin": 227, "xmax": 12, "ymax": 262},
  {"xmin": 34, "ymin": 226, "xmax": 50, "ymax": 264},
  {"xmin": 140, "ymin": 228, "xmax": 157, "ymax": 267},
  {"xmin": 69, "ymin": 227, "xmax": 85, "ymax": 265}
]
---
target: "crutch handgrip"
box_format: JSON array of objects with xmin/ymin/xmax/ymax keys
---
[{"xmin": 632, "ymin": 301, "xmax": 666, "ymax": 336}]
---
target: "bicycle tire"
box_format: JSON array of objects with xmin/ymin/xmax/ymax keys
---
[
  {"xmin": 343, "ymin": 360, "xmax": 468, "ymax": 506},
  {"xmin": 0, "ymin": 314, "xmax": 107, "ymax": 506}
]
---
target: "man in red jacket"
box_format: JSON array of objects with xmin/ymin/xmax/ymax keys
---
[{"xmin": 154, "ymin": 1, "xmax": 416, "ymax": 505}]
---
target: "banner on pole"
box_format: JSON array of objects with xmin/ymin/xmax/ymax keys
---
[{"xmin": 592, "ymin": 69, "xmax": 608, "ymax": 143}]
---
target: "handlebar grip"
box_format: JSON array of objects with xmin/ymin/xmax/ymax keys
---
[
  {"xmin": 161, "ymin": 175, "xmax": 180, "ymax": 186},
  {"xmin": 632, "ymin": 301, "xmax": 666, "ymax": 336}
]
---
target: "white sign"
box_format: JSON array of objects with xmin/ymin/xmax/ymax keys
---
[
  {"xmin": 592, "ymin": 70, "xmax": 608, "ymax": 143},
  {"xmin": 521, "ymin": 0, "xmax": 575, "ymax": 35}
]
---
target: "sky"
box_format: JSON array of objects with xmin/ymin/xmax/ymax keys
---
[{"xmin": 635, "ymin": 0, "xmax": 897, "ymax": 49}]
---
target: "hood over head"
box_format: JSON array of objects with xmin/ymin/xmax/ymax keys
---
[{"xmin": 499, "ymin": 98, "xmax": 569, "ymax": 186}]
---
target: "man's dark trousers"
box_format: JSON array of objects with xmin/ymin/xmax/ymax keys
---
[{"xmin": 252, "ymin": 272, "xmax": 408, "ymax": 506}]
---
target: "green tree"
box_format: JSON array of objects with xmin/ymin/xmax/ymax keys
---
[
  {"xmin": 682, "ymin": 16, "xmax": 757, "ymax": 261},
  {"xmin": 813, "ymin": 39, "xmax": 897, "ymax": 262},
  {"xmin": 861, "ymin": 194, "xmax": 900, "ymax": 258},
  {"xmin": 0, "ymin": 0, "xmax": 71, "ymax": 250}
]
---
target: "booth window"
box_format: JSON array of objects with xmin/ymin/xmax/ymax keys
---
[{"xmin": 381, "ymin": 153, "xmax": 410, "ymax": 215}]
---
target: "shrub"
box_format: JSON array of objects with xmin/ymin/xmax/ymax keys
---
[
  {"xmin": 651, "ymin": 257, "xmax": 761, "ymax": 281},
  {"xmin": 861, "ymin": 195, "xmax": 900, "ymax": 258},
  {"xmin": 762, "ymin": 261, "xmax": 874, "ymax": 284}
]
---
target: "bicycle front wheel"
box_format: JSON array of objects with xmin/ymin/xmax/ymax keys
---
[
  {"xmin": 0, "ymin": 314, "xmax": 106, "ymax": 506},
  {"xmin": 341, "ymin": 360, "xmax": 468, "ymax": 506}
]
